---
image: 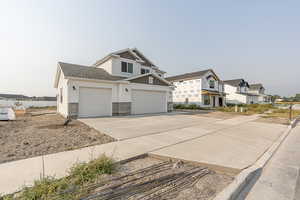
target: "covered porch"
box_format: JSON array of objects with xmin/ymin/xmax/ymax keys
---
[{"xmin": 202, "ymin": 90, "xmax": 226, "ymax": 107}]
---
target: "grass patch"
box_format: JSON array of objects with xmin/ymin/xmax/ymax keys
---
[
  {"xmin": 263, "ymin": 109, "xmax": 300, "ymax": 120},
  {"xmin": 218, "ymin": 104, "xmax": 275, "ymax": 115},
  {"xmin": 2, "ymin": 155, "xmax": 115, "ymax": 200}
]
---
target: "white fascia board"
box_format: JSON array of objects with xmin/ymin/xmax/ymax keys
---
[
  {"xmin": 93, "ymin": 54, "xmax": 120, "ymax": 66},
  {"xmin": 132, "ymin": 47, "xmax": 156, "ymax": 66},
  {"xmin": 65, "ymin": 76, "xmax": 130, "ymax": 84},
  {"xmin": 54, "ymin": 64, "xmax": 62, "ymax": 88},
  {"xmin": 129, "ymin": 49, "xmax": 144, "ymax": 63}
]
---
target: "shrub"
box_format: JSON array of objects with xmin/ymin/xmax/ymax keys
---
[
  {"xmin": 173, "ymin": 104, "xmax": 202, "ymax": 110},
  {"xmin": 69, "ymin": 155, "xmax": 115, "ymax": 185}
]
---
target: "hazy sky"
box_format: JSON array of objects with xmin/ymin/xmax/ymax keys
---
[{"xmin": 0, "ymin": 0, "xmax": 299, "ymax": 97}]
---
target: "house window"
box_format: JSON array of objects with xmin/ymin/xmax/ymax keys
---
[
  {"xmin": 121, "ymin": 61, "xmax": 133, "ymax": 73},
  {"xmin": 209, "ymin": 80, "xmax": 215, "ymax": 89},
  {"xmin": 203, "ymin": 95, "xmax": 210, "ymax": 105},
  {"xmin": 141, "ymin": 68, "xmax": 150, "ymax": 74},
  {"xmin": 60, "ymin": 88, "xmax": 63, "ymax": 103}
]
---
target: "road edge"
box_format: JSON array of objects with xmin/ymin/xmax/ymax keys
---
[{"xmin": 214, "ymin": 118, "xmax": 299, "ymax": 200}]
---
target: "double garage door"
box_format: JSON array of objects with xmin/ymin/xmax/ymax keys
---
[{"xmin": 78, "ymin": 87, "xmax": 167, "ymax": 117}]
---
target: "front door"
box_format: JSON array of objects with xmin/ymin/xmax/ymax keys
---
[
  {"xmin": 212, "ymin": 96, "xmax": 216, "ymax": 107},
  {"xmin": 219, "ymin": 97, "xmax": 223, "ymax": 107}
]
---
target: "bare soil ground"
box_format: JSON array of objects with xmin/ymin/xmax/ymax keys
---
[
  {"xmin": 0, "ymin": 113, "xmax": 115, "ymax": 164},
  {"xmin": 82, "ymin": 156, "xmax": 233, "ymax": 200}
]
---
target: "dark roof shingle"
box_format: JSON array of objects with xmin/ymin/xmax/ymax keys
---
[
  {"xmin": 59, "ymin": 62, "xmax": 125, "ymax": 81},
  {"xmin": 223, "ymin": 79, "xmax": 244, "ymax": 87},
  {"xmin": 165, "ymin": 69, "xmax": 212, "ymax": 82}
]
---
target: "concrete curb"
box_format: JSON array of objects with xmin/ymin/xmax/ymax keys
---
[{"xmin": 214, "ymin": 118, "xmax": 299, "ymax": 200}]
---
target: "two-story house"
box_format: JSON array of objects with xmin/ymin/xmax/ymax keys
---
[
  {"xmin": 248, "ymin": 83, "xmax": 271, "ymax": 103},
  {"xmin": 223, "ymin": 79, "xmax": 259, "ymax": 104},
  {"xmin": 166, "ymin": 69, "xmax": 226, "ymax": 107},
  {"xmin": 54, "ymin": 48, "xmax": 173, "ymax": 118}
]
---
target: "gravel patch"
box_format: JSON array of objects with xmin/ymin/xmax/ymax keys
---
[
  {"xmin": 82, "ymin": 157, "xmax": 234, "ymax": 200},
  {"xmin": 0, "ymin": 113, "xmax": 115, "ymax": 164}
]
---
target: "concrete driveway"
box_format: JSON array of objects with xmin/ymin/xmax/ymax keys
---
[
  {"xmin": 80, "ymin": 112, "xmax": 287, "ymax": 172},
  {"xmin": 79, "ymin": 112, "xmax": 258, "ymax": 140}
]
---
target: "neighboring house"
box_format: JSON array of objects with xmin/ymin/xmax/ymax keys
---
[
  {"xmin": 54, "ymin": 48, "xmax": 173, "ymax": 118},
  {"xmin": 223, "ymin": 79, "xmax": 259, "ymax": 104},
  {"xmin": 166, "ymin": 69, "xmax": 226, "ymax": 107},
  {"xmin": 248, "ymin": 83, "xmax": 271, "ymax": 103}
]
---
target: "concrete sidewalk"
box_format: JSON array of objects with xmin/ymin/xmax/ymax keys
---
[{"xmin": 244, "ymin": 123, "xmax": 300, "ymax": 200}]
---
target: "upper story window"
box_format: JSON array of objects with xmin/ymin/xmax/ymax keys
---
[
  {"xmin": 141, "ymin": 68, "xmax": 150, "ymax": 74},
  {"xmin": 209, "ymin": 80, "xmax": 215, "ymax": 89},
  {"xmin": 121, "ymin": 61, "xmax": 133, "ymax": 73}
]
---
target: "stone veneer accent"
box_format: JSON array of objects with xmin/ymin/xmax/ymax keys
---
[
  {"xmin": 112, "ymin": 102, "xmax": 131, "ymax": 116},
  {"xmin": 68, "ymin": 103, "xmax": 79, "ymax": 118}
]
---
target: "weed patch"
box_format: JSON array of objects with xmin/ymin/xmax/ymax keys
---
[{"xmin": 2, "ymin": 155, "xmax": 115, "ymax": 200}]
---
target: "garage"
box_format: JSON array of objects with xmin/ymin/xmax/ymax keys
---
[
  {"xmin": 78, "ymin": 87, "xmax": 112, "ymax": 118},
  {"xmin": 131, "ymin": 90, "xmax": 167, "ymax": 115}
]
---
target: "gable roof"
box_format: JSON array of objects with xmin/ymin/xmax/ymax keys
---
[
  {"xmin": 57, "ymin": 62, "xmax": 126, "ymax": 84},
  {"xmin": 249, "ymin": 83, "xmax": 264, "ymax": 90},
  {"xmin": 93, "ymin": 48, "xmax": 157, "ymax": 68},
  {"xmin": 125, "ymin": 73, "xmax": 172, "ymax": 86},
  {"xmin": 165, "ymin": 69, "xmax": 219, "ymax": 82},
  {"xmin": 223, "ymin": 79, "xmax": 249, "ymax": 87}
]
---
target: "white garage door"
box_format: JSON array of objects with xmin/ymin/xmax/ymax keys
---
[
  {"xmin": 78, "ymin": 87, "xmax": 112, "ymax": 118},
  {"xmin": 131, "ymin": 90, "xmax": 167, "ymax": 115}
]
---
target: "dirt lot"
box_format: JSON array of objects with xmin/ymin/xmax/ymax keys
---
[
  {"xmin": 82, "ymin": 156, "xmax": 233, "ymax": 200},
  {"xmin": 0, "ymin": 113, "xmax": 115, "ymax": 164}
]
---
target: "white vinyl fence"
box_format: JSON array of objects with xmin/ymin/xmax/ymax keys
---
[{"xmin": 0, "ymin": 100, "xmax": 57, "ymax": 109}]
